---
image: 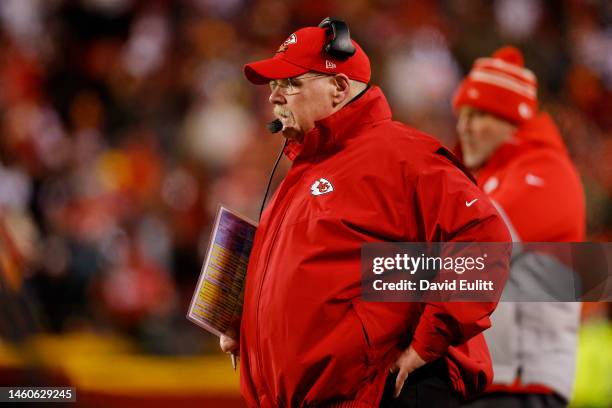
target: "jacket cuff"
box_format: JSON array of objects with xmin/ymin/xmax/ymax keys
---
[{"xmin": 410, "ymin": 325, "xmax": 452, "ymax": 362}]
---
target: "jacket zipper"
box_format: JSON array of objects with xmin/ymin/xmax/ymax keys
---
[{"xmin": 253, "ymin": 166, "xmax": 307, "ymax": 406}]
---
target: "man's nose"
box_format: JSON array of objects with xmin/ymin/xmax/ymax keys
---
[{"xmin": 269, "ymin": 87, "xmax": 286, "ymax": 105}]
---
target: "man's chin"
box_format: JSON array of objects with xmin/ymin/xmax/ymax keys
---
[
  {"xmin": 463, "ymin": 154, "xmax": 485, "ymax": 171},
  {"xmin": 281, "ymin": 126, "xmax": 303, "ymax": 141}
]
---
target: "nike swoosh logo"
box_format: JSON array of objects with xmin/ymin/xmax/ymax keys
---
[{"xmin": 465, "ymin": 199, "xmax": 478, "ymax": 207}]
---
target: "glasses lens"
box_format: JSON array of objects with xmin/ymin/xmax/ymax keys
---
[
  {"xmin": 269, "ymin": 74, "xmax": 326, "ymax": 95},
  {"xmin": 269, "ymin": 79, "xmax": 293, "ymax": 94}
]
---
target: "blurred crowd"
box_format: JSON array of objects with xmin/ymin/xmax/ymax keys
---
[{"xmin": 0, "ymin": 0, "xmax": 610, "ymax": 357}]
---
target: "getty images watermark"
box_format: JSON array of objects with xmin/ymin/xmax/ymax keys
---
[
  {"xmin": 361, "ymin": 243, "xmax": 612, "ymax": 302},
  {"xmin": 372, "ymin": 252, "xmax": 494, "ymax": 292}
]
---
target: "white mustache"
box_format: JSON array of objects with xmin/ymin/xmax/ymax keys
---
[{"xmin": 274, "ymin": 108, "xmax": 292, "ymax": 119}]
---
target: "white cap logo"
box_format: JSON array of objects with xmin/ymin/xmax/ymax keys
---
[
  {"xmin": 285, "ymin": 33, "xmax": 297, "ymax": 45},
  {"xmin": 277, "ymin": 33, "xmax": 297, "ymax": 53},
  {"xmin": 325, "ymin": 60, "xmax": 336, "ymax": 69},
  {"xmin": 467, "ymin": 87, "xmax": 480, "ymax": 99}
]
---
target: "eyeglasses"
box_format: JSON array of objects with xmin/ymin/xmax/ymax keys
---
[{"xmin": 269, "ymin": 73, "xmax": 329, "ymax": 95}]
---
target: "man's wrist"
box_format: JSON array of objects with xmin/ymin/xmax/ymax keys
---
[{"xmin": 409, "ymin": 337, "xmax": 447, "ymax": 363}]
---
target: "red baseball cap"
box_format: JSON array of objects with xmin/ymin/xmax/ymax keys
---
[{"xmin": 244, "ymin": 26, "xmax": 371, "ymax": 84}]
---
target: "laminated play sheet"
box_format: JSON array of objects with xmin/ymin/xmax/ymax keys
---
[{"xmin": 187, "ymin": 206, "xmax": 257, "ymax": 338}]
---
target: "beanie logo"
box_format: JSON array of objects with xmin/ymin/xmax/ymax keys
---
[
  {"xmin": 325, "ymin": 60, "xmax": 336, "ymax": 69},
  {"xmin": 467, "ymin": 88, "xmax": 479, "ymax": 99},
  {"xmin": 518, "ymin": 102, "xmax": 532, "ymax": 119},
  {"xmin": 277, "ymin": 33, "xmax": 297, "ymax": 53}
]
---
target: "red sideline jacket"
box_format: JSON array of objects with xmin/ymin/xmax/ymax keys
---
[
  {"xmin": 469, "ymin": 113, "xmax": 585, "ymax": 399},
  {"xmin": 474, "ymin": 113, "xmax": 585, "ymax": 242},
  {"xmin": 239, "ymin": 86, "xmax": 511, "ymax": 407}
]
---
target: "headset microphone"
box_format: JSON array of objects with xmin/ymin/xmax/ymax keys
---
[
  {"xmin": 259, "ymin": 119, "xmax": 285, "ymax": 218},
  {"xmin": 267, "ymin": 119, "xmax": 283, "ymax": 134}
]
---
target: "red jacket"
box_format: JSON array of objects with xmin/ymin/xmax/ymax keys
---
[
  {"xmin": 468, "ymin": 113, "xmax": 585, "ymax": 400},
  {"xmin": 240, "ymin": 87, "xmax": 511, "ymax": 407},
  {"xmin": 474, "ymin": 113, "xmax": 585, "ymax": 242}
]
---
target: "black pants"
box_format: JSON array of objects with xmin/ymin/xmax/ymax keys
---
[
  {"xmin": 379, "ymin": 359, "xmax": 460, "ymax": 408},
  {"xmin": 461, "ymin": 393, "xmax": 568, "ymax": 408}
]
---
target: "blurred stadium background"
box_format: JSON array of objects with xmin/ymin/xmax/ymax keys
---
[{"xmin": 0, "ymin": 0, "xmax": 610, "ymax": 407}]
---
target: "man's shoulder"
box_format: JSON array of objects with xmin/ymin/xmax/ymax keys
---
[
  {"xmin": 352, "ymin": 120, "xmax": 443, "ymax": 159},
  {"xmin": 488, "ymin": 143, "xmax": 584, "ymax": 216},
  {"xmin": 503, "ymin": 144, "xmax": 579, "ymax": 184},
  {"xmin": 337, "ymin": 120, "xmax": 476, "ymax": 187}
]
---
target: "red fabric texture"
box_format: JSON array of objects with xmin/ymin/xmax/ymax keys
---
[
  {"xmin": 244, "ymin": 27, "xmax": 371, "ymax": 84},
  {"xmin": 239, "ymin": 86, "xmax": 511, "ymax": 407}
]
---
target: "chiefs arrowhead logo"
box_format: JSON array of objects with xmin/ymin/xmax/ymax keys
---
[
  {"xmin": 311, "ymin": 178, "xmax": 334, "ymax": 196},
  {"xmin": 277, "ymin": 33, "xmax": 297, "ymax": 53}
]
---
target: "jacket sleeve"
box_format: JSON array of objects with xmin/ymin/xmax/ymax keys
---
[
  {"xmin": 408, "ymin": 150, "xmax": 511, "ymax": 362},
  {"xmin": 487, "ymin": 152, "xmax": 585, "ymax": 242}
]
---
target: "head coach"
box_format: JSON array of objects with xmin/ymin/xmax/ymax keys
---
[{"xmin": 220, "ymin": 18, "xmax": 511, "ymax": 407}]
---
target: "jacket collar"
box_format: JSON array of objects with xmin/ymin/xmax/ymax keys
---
[
  {"xmin": 283, "ymin": 86, "xmax": 392, "ymax": 161},
  {"xmin": 476, "ymin": 112, "xmax": 568, "ymax": 179}
]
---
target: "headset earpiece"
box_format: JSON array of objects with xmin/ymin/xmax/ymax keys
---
[{"xmin": 318, "ymin": 17, "xmax": 356, "ymax": 61}]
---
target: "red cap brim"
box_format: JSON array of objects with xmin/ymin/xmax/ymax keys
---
[{"xmin": 244, "ymin": 57, "xmax": 310, "ymax": 85}]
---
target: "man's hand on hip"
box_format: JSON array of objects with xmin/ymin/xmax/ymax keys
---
[{"xmin": 390, "ymin": 345, "xmax": 426, "ymax": 397}]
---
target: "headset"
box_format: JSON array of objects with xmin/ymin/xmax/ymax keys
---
[{"xmin": 318, "ymin": 17, "xmax": 356, "ymax": 61}]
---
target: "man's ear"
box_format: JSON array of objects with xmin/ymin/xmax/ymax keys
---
[{"xmin": 331, "ymin": 74, "xmax": 351, "ymax": 106}]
